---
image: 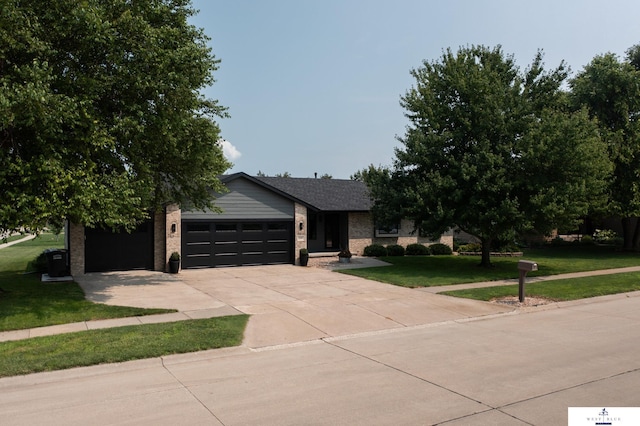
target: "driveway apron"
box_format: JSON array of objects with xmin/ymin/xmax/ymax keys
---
[{"xmin": 77, "ymin": 264, "xmax": 513, "ymax": 348}]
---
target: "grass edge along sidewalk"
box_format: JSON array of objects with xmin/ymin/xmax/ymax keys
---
[
  {"xmin": 0, "ymin": 316, "xmax": 249, "ymax": 378},
  {"xmin": 439, "ymin": 270, "xmax": 640, "ymax": 302}
]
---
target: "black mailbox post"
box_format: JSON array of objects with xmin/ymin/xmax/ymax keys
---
[{"xmin": 517, "ymin": 260, "xmax": 538, "ymax": 303}]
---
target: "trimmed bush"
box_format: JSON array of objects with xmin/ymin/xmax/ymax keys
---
[
  {"xmin": 406, "ymin": 243, "xmax": 429, "ymax": 256},
  {"xmin": 29, "ymin": 251, "xmax": 49, "ymax": 273},
  {"xmin": 458, "ymin": 242, "xmax": 482, "ymax": 252},
  {"xmin": 580, "ymin": 235, "xmax": 594, "ymax": 245},
  {"xmin": 429, "ymin": 243, "xmax": 453, "ymax": 255},
  {"xmin": 386, "ymin": 244, "xmax": 405, "ymax": 256},
  {"xmin": 363, "ymin": 244, "xmax": 387, "ymax": 257}
]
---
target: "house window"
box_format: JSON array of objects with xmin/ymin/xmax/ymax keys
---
[{"xmin": 375, "ymin": 224, "xmax": 399, "ymax": 237}]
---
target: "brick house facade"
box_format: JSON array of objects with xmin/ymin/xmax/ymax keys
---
[{"xmin": 68, "ymin": 173, "xmax": 452, "ymax": 274}]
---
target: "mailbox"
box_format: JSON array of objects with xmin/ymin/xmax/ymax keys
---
[
  {"xmin": 518, "ymin": 260, "xmax": 538, "ymax": 272},
  {"xmin": 517, "ymin": 260, "xmax": 538, "ymax": 302}
]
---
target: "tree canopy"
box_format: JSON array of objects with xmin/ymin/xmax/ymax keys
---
[
  {"xmin": 361, "ymin": 45, "xmax": 611, "ymax": 266},
  {"xmin": 0, "ymin": 0, "xmax": 230, "ymax": 233},
  {"xmin": 570, "ymin": 47, "xmax": 640, "ymax": 249}
]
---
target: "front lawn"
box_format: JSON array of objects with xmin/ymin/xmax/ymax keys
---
[
  {"xmin": 340, "ymin": 246, "xmax": 640, "ymax": 287},
  {"xmin": 440, "ymin": 272, "xmax": 640, "ymax": 302},
  {"xmin": 0, "ymin": 234, "xmax": 175, "ymax": 331},
  {"xmin": 0, "ymin": 234, "xmax": 249, "ymax": 377},
  {"xmin": 0, "ymin": 315, "xmax": 249, "ymax": 377}
]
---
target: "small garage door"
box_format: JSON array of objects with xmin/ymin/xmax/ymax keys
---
[
  {"xmin": 182, "ymin": 221, "xmax": 293, "ymax": 268},
  {"xmin": 85, "ymin": 221, "xmax": 154, "ymax": 273}
]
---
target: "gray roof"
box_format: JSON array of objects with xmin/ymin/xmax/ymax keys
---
[{"xmin": 222, "ymin": 173, "xmax": 372, "ymax": 212}]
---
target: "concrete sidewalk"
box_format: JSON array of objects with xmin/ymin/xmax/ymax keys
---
[
  {"xmin": 0, "ymin": 233, "xmax": 36, "ymax": 249},
  {"xmin": 420, "ymin": 265, "xmax": 640, "ymax": 293},
  {"xmin": 2, "ymin": 262, "xmax": 640, "ymax": 424},
  {"xmin": 2, "ymin": 291, "xmax": 639, "ymax": 425}
]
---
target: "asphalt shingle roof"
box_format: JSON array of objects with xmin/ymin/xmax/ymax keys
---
[{"xmin": 254, "ymin": 176, "xmax": 373, "ymax": 212}]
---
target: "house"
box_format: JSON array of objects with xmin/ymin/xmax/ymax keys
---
[{"xmin": 68, "ymin": 172, "xmax": 452, "ymax": 275}]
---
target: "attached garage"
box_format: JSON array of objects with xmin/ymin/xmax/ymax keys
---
[
  {"xmin": 84, "ymin": 221, "xmax": 154, "ymax": 273},
  {"xmin": 182, "ymin": 221, "xmax": 293, "ymax": 268},
  {"xmin": 181, "ymin": 174, "xmax": 297, "ymax": 269}
]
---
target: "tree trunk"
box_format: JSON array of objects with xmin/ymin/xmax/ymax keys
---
[
  {"xmin": 480, "ymin": 238, "xmax": 492, "ymax": 267},
  {"xmin": 621, "ymin": 217, "xmax": 634, "ymax": 251}
]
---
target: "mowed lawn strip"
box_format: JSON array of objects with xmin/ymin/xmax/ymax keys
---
[
  {"xmin": 0, "ymin": 234, "xmax": 176, "ymax": 332},
  {"xmin": 440, "ymin": 272, "xmax": 640, "ymax": 301},
  {"xmin": 0, "ymin": 315, "xmax": 249, "ymax": 377},
  {"xmin": 340, "ymin": 246, "xmax": 640, "ymax": 287}
]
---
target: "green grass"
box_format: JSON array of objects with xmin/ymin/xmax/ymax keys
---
[
  {"xmin": 0, "ymin": 234, "xmax": 175, "ymax": 331},
  {"xmin": 440, "ymin": 272, "xmax": 640, "ymax": 302},
  {"xmin": 0, "ymin": 315, "xmax": 249, "ymax": 377},
  {"xmin": 341, "ymin": 246, "xmax": 640, "ymax": 287}
]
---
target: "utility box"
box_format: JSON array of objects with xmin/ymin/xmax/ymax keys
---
[
  {"xmin": 518, "ymin": 260, "xmax": 538, "ymax": 272},
  {"xmin": 45, "ymin": 249, "xmax": 68, "ymax": 277}
]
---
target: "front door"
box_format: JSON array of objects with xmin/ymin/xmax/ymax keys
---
[{"xmin": 324, "ymin": 213, "xmax": 341, "ymax": 249}]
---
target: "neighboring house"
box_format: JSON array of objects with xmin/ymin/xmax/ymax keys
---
[{"xmin": 68, "ymin": 172, "xmax": 452, "ymax": 275}]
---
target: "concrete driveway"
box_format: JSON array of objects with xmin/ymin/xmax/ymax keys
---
[{"xmin": 77, "ymin": 264, "xmax": 513, "ymax": 348}]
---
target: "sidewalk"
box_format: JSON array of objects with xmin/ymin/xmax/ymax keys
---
[
  {"xmin": 3, "ymin": 289, "xmax": 640, "ymax": 425},
  {"xmin": 418, "ymin": 265, "xmax": 640, "ymax": 293},
  {"xmin": 0, "ymin": 233, "xmax": 36, "ymax": 249}
]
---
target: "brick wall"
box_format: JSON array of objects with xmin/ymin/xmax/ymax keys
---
[
  {"xmin": 348, "ymin": 212, "xmax": 374, "ymax": 255},
  {"xmin": 347, "ymin": 214, "xmax": 454, "ymax": 254},
  {"xmin": 164, "ymin": 204, "xmax": 181, "ymax": 272},
  {"xmin": 69, "ymin": 222, "xmax": 84, "ymax": 276},
  {"xmin": 294, "ymin": 203, "xmax": 307, "ymax": 264}
]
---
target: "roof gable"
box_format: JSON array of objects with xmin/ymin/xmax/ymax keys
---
[{"xmin": 221, "ymin": 173, "xmax": 372, "ymax": 212}]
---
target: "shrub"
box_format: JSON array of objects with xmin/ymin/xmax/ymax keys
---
[
  {"xmin": 29, "ymin": 250, "xmax": 49, "ymax": 273},
  {"xmin": 338, "ymin": 249, "xmax": 352, "ymax": 258},
  {"xmin": 386, "ymin": 244, "xmax": 405, "ymax": 256},
  {"xmin": 363, "ymin": 244, "xmax": 387, "ymax": 257},
  {"xmin": 406, "ymin": 243, "xmax": 429, "ymax": 256},
  {"xmin": 429, "ymin": 243, "xmax": 453, "ymax": 255},
  {"xmin": 593, "ymin": 229, "xmax": 618, "ymax": 244},
  {"xmin": 458, "ymin": 242, "xmax": 482, "ymax": 252},
  {"xmin": 580, "ymin": 235, "xmax": 594, "ymax": 245}
]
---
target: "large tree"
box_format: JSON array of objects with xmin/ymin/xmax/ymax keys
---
[
  {"xmin": 362, "ymin": 45, "xmax": 611, "ymax": 266},
  {"xmin": 570, "ymin": 48, "xmax": 640, "ymax": 250},
  {"xmin": 0, "ymin": 0, "xmax": 230, "ymax": 234}
]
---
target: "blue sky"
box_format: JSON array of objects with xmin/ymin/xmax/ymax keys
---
[{"xmin": 189, "ymin": 0, "xmax": 640, "ymax": 179}]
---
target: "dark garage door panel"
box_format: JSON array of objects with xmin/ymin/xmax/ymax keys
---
[
  {"xmin": 85, "ymin": 222, "xmax": 154, "ymax": 273},
  {"xmin": 182, "ymin": 221, "xmax": 293, "ymax": 268}
]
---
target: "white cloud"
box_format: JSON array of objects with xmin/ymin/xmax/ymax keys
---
[{"xmin": 220, "ymin": 139, "xmax": 242, "ymax": 161}]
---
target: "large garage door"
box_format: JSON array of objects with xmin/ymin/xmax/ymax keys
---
[
  {"xmin": 85, "ymin": 221, "xmax": 154, "ymax": 273},
  {"xmin": 182, "ymin": 221, "xmax": 293, "ymax": 268}
]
